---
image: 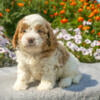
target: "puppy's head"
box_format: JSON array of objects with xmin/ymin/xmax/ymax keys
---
[{"xmin": 12, "ymin": 14, "xmax": 57, "ymax": 53}]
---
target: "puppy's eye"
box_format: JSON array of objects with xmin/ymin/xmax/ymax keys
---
[
  {"xmin": 37, "ymin": 29, "xmax": 43, "ymax": 33},
  {"xmin": 22, "ymin": 30, "xmax": 26, "ymax": 33}
]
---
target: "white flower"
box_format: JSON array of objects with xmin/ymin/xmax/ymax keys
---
[
  {"xmin": 0, "ymin": 31, "xmax": 3, "ymax": 35},
  {"xmin": 0, "ymin": 26, "xmax": 4, "ymax": 31},
  {"xmin": 94, "ymin": 52, "xmax": 100, "ymax": 60},
  {"xmin": 0, "ymin": 47, "xmax": 8, "ymax": 53},
  {"xmin": 0, "ymin": 47, "xmax": 5, "ymax": 53},
  {"xmin": 66, "ymin": 41, "xmax": 80, "ymax": 51},
  {"xmin": 80, "ymin": 47, "xmax": 86, "ymax": 51},
  {"xmin": 9, "ymin": 52, "xmax": 16, "ymax": 60},
  {"xmin": 74, "ymin": 34, "xmax": 82, "ymax": 40},
  {"xmin": 87, "ymin": 48, "xmax": 93, "ymax": 56},
  {"xmin": 96, "ymin": 41, "xmax": 100, "ymax": 46},
  {"xmin": 57, "ymin": 32, "xmax": 63, "ymax": 39},
  {"xmin": 83, "ymin": 21, "xmax": 92, "ymax": 26},
  {"xmin": 63, "ymin": 34, "xmax": 72, "ymax": 40},
  {"xmin": 53, "ymin": 28, "xmax": 59, "ymax": 35},
  {"xmin": 80, "ymin": 47, "xmax": 86, "ymax": 52},
  {"xmin": 80, "ymin": 47, "xmax": 93, "ymax": 56},
  {"xmin": 74, "ymin": 45, "xmax": 81, "ymax": 52},
  {"xmin": 91, "ymin": 40, "xmax": 99, "ymax": 47},
  {"xmin": 0, "ymin": 36, "xmax": 9, "ymax": 46},
  {"xmin": 96, "ymin": 49, "xmax": 100, "ymax": 52},
  {"xmin": 61, "ymin": 29, "xmax": 69, "ymax": 34},
  {"xmin": 84, "ymin": 30, "xmax": 89, "ymax": 33},
  {"xmin": 91, "ymin": 43, "xmax": 95, "ymax": 47},
  {"xmin": 75, "ymin": 39, "xmax": 82, "ymax": 44},
  {"xmin": 66, "ymin": 41, "xmax": 73, "ymax": 47},
  {"xmin": 81, "ymin": 49, "xmax": 90, "ymax": 55},
  {"xmin": 74, "ymin": 28, "xmax": 81, "ymax": 35},
  {"xmin": 66, "ymin": 41, "xmax": 75, "ymax": 51},
  {"xmin": 74, "ymin": 28, "xmax": 80, "ymax": 32},
  {"xmin": 84, "ymin": 39, "xmax": 91, "ymax": 44},
  {"xmin": 68, "ymin": 28, "xmax": 73, "ymax": 31}
]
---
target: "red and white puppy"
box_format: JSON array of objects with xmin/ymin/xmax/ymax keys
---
[{"xmin": 12, "ymin": 14, "xmax": 82, "ymax": 91}]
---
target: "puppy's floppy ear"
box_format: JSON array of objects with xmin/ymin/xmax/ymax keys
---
[
  {"xmin": 12, "ymin": 20, "xmax": 22, "ymax": 48},
  {"xmin": 46, "ymin": 22, "xmax": 57, "ymax": 49}
]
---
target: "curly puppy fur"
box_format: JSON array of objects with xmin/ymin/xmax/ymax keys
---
[{"xmin": 12, "ymin": 14, "xmax": 82, "ymax": 91}]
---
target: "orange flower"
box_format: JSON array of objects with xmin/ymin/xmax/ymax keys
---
[
  {"xmin": 90, "ymin": 4, "xmax": 95, "ymax": 7},
  {"xmin": 5, "ymin": 9, "xmax": 10, "ymax": 13},
  {"xmin": 97, "ymin": 34, "xmax": 100, "ymax": 37},
  {"xmin": 53, "ymin": 5, "xmax": 56, "ymax": 10},
  {"xmin": 50, "ymin": 15, "xmax": 54, "ymax": 18},
  {"xmin": 17, "ymin": 3, "xmax": 24, "ymax": 7},
  {"xmin": 43, "ymin": 10, "xmax": 47, "ymax": 14},
  {"xmin": 63, "ymin": 6, "xmax": 66, "ymax": 9},
  {"xmin": 93, "ymin": 9, "xmax": 99, "ymax": 14},
  {"xmin": 88, "ymin": 12, "xmax": 95, "ymax": 18},
  {"xmin": 79, "ymin": 0, "xmax": 84, "ymax": 2},
  {"xmin": 70, "ymin": 0, "xmax": 75, "ymax": 1},
  {"xmin": 94, "ymin": 0, "xmax": 97, "ymax": 3},
  {"xmin": 88, "ymin": 19, "xmax": 92, "ymax": 22},
  {"xmin": 61, "ymin": 18, "xmax": 68, "ymax": 24},
  {"xmin": 78, "ymin": 17, "xmax": 84, "ymax": 22},
  {"xmin": 60, "ymin": 10, "xmax": 65, "ymax": 14},
  {"xmin": 91, "ymin": 7, "xmax": 95, "ymax": 11},
  {"xmin": 54, "ymin": 12, "xmax": 58, "ymax": 16},
  {"xmin": 78, "ymin": 8, "xmax": 83, "ymax": 12},
  {"xmin": 97, "ymin": 32, "xmax": 100, "ymax": 37},
  {"xmin": 78, "ymin": 25, "xmax": 83, "ymax": 29},
  {"xmin": 70, "ymin": 2, "xmax": 77, "ymax": 6},
  {"xmin": 86, "ymin": 6, "xmax": 91, "ymax": 10},
  {"xmin": 91, "ymin": 29, "xmax": 95, "ymax": 34},
  {"xmin": 60, "ymin": 2, "xmax": 65, "ymax": 6},
  {"xmin": 84, "ymin": 2, "xmax": 88, "ymax": 6},
  {"xmin": 0, "ymin": 13, "xmax": 3, "ymax": 17},
  {"xmin": 44, "ymin": 1, "xmax": 49, "ymax": 5},
  {"xmin": 90, "ymin": 4, "xmax": 95, "ymax": 10},
  {"xmin": 97, "ymin": 4, "xmax": 100, "ymax": 8},
  {"xmin": 82, "ymin": 26, "xmax": 90, "ymax": 30},
  {"xmin": 95, "ymin": 16, "xmax": 100, "ymax": 21}
]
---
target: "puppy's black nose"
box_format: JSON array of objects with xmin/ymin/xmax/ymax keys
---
[{"xmin": 28, "ymin": 38, "xmax": 35, "ymax": 44}]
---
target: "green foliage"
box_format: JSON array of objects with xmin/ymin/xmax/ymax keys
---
[
  {"xmin": 0, "ymin": 0, "xmax": 45, "ymax": 38},
  {"xmin": 0, "ymin": 0, "xmax": 100, "ymax": 63}
]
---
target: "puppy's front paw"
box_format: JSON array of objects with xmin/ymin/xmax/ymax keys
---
[
  {"xmin": 37, "ymin": 81, "xmax": 54, "ymax": 91},
  {"xmin": 59, "ymin": 77, "xmax": 72, "ymax": 88},
  {"xmin": 13, "ymin": 81, "xmax": 28, "ymax": 91}
]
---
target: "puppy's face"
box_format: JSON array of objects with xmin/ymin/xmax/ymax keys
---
[{"xmin": 12, "ymin": 14, "xmax": 57, "ymax": 53}]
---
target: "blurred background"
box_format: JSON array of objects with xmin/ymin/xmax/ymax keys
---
[{"xmin": 0, "ymin": 0, "xmax": 100, "ymax": 67}]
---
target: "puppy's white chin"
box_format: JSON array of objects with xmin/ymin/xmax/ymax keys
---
[{"xmin": 23, "ymin": 46, "xmax": 42, "ymax": 54}]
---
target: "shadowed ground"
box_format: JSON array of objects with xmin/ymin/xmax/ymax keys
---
[{"xmin": 0, "ymin": 63, "xmax": 100, "ymax": 100}]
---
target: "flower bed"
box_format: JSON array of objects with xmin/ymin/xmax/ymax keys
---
[
  {"xmin": 0, "ymin": 27, "xmax": 16, "ymax": 67},
  {"xmin": 54, "ymin": 28, "xmax": 100, "ymax": 62},
  {"xmin": 0, "ymin": 0, "xmax": 100, "ymax": 64}
]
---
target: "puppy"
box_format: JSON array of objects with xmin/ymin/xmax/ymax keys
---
[{"xmin": 12, "ymin": 14, "xmax": 82, "ymax": 91}]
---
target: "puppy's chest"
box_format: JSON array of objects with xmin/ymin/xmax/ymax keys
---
[{"xmin": 26, "ymin": 57, "xmax": 44, "ymax": 80}]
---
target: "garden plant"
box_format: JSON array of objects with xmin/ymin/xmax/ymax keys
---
[{"xmin": 0, "ymin": 0, "xmax": 100, "ymax": 67}]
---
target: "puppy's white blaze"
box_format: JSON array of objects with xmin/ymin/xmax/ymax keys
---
[
  {"xmin": 21, "ymin": 31, "xmax": 43, "ymax": 47},
  {"xmin": 24, "ymin": 14, "xmax": 45, "ymax": 25}
]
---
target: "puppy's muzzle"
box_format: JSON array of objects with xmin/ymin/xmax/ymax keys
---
[{"xmin": 27, "ymin": 38, "xmax": 35, "ymax": 44}]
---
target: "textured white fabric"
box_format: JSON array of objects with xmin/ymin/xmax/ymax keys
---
[{"xmin": 0, "ymin": 63, "xmax": 100, "ymax": 100}]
